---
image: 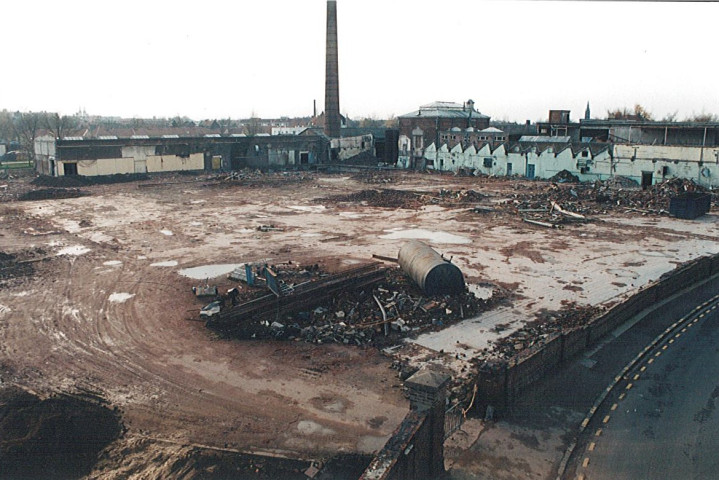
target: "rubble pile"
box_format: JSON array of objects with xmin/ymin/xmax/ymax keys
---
[
  {"xmin": 351, "ymin": 172, "xmax": 398, "ymax": 185},
  {"xmin": 210, "ymin": 264, "xmax": 510, "ymax": 348},
  {"xmin": 548, "ymin": 169, "xmax": 580, "ymax": 183},
  {"xmin": 0, "ymin": 248, "xmax": 45, "ymax": 288},
  {"xmin": 319, "ymin": 188, "xmax": 486, "ymax": 209},
  {"xmin": 489, "ymin": 302, "xmax": 603, "ymax": 359},
  {"xmin": 219, "ymin": 169, "xmax": 313, "ymax": 188},
  {"xmin": 19, "ymin": 187, "xmax": 89, "ymax": 201},
  {"xmin": 318, "ymin": 189, "xmax": 427, "ymax": 209},
  {"xmin": 31, "ymin": 173, "xmax": 149, "ymax": 187},
  {"xmin": 488, "ymin": 177, "xmax": 716, "ymax": 226},
  {"xmin": 0, "ymin": 387, "xmax": 122, "ymax": 479}
]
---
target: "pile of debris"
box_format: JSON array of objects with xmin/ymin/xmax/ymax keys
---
[
  {"xmin": 482, "ymin": 176, "xmax": 716, "ymax": 227},
  {"xmin": 318, "ymin": 189, "xmax": 426, "ymax": 209},
  {"xmin": 205, "ymin": 263, "xmax": 510, "ymax": 348},
  {"xmin": 31, "ymin": 173, "xmax": 149, "ymax": 187},
  {"xmin": 319, "ymin": 188, "xmax": 486, "ymax": 209},
  {"xmin": 548, "ymin": 169, "xmax": 580, "ymax": 183},
  {"xmin": 352, "ymin": 172, "xmax": 398, "ymax": 185},
  {"xmin": 0, "ymin": 248, "xmax": 45, "ymax": 288},
  {"xmin": 0, "ymin": 387, "xmax": 122, "ymax": 479},
  {"xmin": 19, "ymin": 188, "xmax": 89, "ymax": 201},
  {"xmin": 489, "ymin": 302, "xmax": 603, "ymax": 359},
  {"xmin": 219, "ymin": 169, "xmax": 313, "ymax": 188}
]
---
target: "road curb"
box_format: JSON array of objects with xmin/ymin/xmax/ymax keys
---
[{"xmin": 555, "ymin": 281, "xmax": 719, "ymax": 480}]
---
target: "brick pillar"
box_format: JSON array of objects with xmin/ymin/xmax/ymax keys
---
[
  {"xmin": 324, "ymin": 0, "xmax": 341, "ymax": 139},
  {"xmin": 405, "ymin": 367, "xmax": 450, "ymax": 479}
]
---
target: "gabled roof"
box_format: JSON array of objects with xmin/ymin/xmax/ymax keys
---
[{"xmin": 481, "ymin": 127, "xmax": 504, "ymax": 133}]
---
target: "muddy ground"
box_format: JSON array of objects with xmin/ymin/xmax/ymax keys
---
[{"xmin": 1, "ymin": 170, "xmax": 718, "ymax": 479}]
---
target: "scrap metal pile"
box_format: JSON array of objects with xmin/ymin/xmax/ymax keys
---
[
  {"xmin": 480, "ymin": 174, "xmax": 716, "ymax": 227},
  {"xmin": 204, "ymin": 262, "xmax": 508, "ymax": 347},
  {"xmin": 488, "ymin": 302, "xmax": 604, "ymax": 359}
]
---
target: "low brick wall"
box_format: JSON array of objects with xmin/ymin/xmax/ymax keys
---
[{"xmin": 477, "ymin": 253, "xmax": 719, "ymax": 414}]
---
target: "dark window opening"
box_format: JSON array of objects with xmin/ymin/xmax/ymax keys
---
[
  {"xmin": 483, "ymin": 157, "xmax": 493, "ymax": 168},
  {"xmin": 64, "ymin": 162, "xmax": 78, "ymax": 175}
]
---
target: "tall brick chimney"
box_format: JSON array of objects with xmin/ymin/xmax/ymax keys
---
[{"xmin": 324, "ymin": 0, "xmax": 341, "ymax": 138}]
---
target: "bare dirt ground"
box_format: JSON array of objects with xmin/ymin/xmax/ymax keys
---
[{"xmin": 1, "ymin": 170, "xmax": 719, "ymax": 478}]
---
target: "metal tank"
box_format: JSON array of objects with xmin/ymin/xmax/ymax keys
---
[{"xmin": 398, "ymin": 240, "xmax": 465, "ymax": 296}]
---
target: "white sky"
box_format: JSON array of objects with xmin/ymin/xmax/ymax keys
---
[{"xmin": 2, "ymin": 0, "xmax": 717, "ymax": 122}]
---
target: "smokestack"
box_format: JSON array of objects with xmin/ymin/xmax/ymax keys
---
[{"xmin": 324, "ymin": 0, "xmax": 341, "ymax": 138}]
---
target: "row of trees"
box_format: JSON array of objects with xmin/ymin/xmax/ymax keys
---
[
  {"xmin": 0, "ymin": 110, "xmax": 82, "ymax": 159},
  {"xmin": 606, "ymin": 104, "xmax": 718, "ymax": 122}
]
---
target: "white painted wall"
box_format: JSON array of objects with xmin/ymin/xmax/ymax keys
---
[
  {"xmin": 421, "ymin": 141, "xmax": 719, "ymax": 187},
  {"xmin": 146, "ymin": 153, "xmax": 203, "ymax": 172}
]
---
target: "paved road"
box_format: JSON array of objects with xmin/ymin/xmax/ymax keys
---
[
  {"xmin": 491, "ymin": 274, "xmax": 719, "ymax": 480},
  {"xmin": 578, "ymin": 297, "xmax": 719, "ymax": 480}
]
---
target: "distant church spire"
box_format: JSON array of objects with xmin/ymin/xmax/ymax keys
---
[{"xmin": 585, "ymin": 102, "xmax": 591, "ymax": 120}]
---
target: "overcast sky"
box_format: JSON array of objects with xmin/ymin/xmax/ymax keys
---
[{"xmin": 2, "ymin": 0, "xmax": 717, "ymax": 122}]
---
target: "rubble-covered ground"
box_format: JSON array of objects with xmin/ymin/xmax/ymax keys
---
[{"xmin": 1, "ymin": 168, "xmax": 719, "ymax": 478}]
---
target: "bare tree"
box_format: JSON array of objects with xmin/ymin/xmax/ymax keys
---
[
  {"xmin": 606, "ymin": 104, "xmax": 653, "ymax": 121},
  {"xmin": 245, "ymin": 111, "xmax": 262, "ymax": 136},
  {"xmin": 684, "ymin": 111, "xmax": 719, "ymax": 122},
  {"xmin": 13, "ymin": 112, "xmax": 45, "ymax": 163},
  {"xmin": 0, "ymin": 110, "xmax": 15, "ymax": 143},
  {"xmin": 45, "ymin": 112, "xmax": 80, "ymax": 140},
  {"xmin": 661, "ymin": 111, "xmax": 678, "ymax": 122}
]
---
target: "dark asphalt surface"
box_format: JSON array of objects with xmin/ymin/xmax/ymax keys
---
[
  {"xmin": 580, "ymin": 297, "xmax": 719, "ymax": 480},
  {"xmin": 502, "ymin": 274, "xmax": 719, "ymax": 479}
]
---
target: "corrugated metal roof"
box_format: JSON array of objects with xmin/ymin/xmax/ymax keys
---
[
  {"xmin": 62, "ymin": 136, "xmax": 84, "ymax": 141},
  {"xmin": 130, "ymin": 135, "xmax": 149, "ymax": 139},
  {"xmin": 98, "ymin": 135, "xmax": 118, "ymax": 140},
  {"xmin": 203, "ymin": 134, "xmax": 221, "ymax": 138},
  {"xmin": 519, "ymin": 135, "xmax": 571, "ymax": 143},
  {"xmin": 162, "ymin": 134, "xmax": 179, "ymax": 139}
]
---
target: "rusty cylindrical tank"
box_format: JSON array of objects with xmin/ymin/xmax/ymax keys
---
[{"xmin": 398, "ymin": 240, "xmax": 465, "ymax": 296}]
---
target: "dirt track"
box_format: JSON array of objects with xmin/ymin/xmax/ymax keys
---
[{"xmin": 2, "ymin": 171, "xmax": 719, "ymax": 477}]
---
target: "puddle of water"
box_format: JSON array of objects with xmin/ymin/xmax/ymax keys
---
[
  {"xmin": 640, "ymin": 251, "xmax": 668, "ymax": 258},
  {"xmin": 160, "ymin": 230, "xmax": 174, "ymax": 236},
  {"xmin": 103, "ymin": 261, "xmax": 122, "ymax": 266},
  {"xmin": 109, "ymin": 293, "xmax": 134, "ymax": 303},
  {"xmin": 150, "ymin": 260, "xmax": 178, "ymax": 267},
  {"xmin": 137, "ymin": 255, "xmax": 148, "ymax": 260},
  {"xmin": 189, "ymin": 221, "xmax": 203, "ymax": 227},
  {"xmin": 288, "ymin": 205, "xmax": 326, "ymax": 213},
  {"xmin": 468, "ymin": 284, "xmax": 494, "ymax": 300},
  {"xmin": 297, "ymin": 420, "xmax": 335, "ymax": 436},
  {"xmin": 338, "ymin": 212, "xmax": 365, "ymax": 219},
  {"xmin": 319, "ymin": 176, "xmax": 350, "ymax": 182},
  {"xmin": 56, "ymin": 245, "xmax": 91, "ymax": 256},
  {"xmin": 178, "ymin": 264, "xmax": 241, "ymax": 280},
  {"xmin": 379, "ymin": 228, "xmax": 471, "ymax": 244}
]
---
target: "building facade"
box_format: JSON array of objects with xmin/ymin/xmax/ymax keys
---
[{"xmin": 398, "ymin": 100, "xmax": 490, "ymax": 168}]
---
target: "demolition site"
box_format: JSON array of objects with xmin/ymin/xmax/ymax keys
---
[
  {"xmin": 2, "ymin": 1, "xmax": 719, "ymax": 478},
  {"xmin": 1, "ymin": 167, "xmax": 719, "ymax": 479}
]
